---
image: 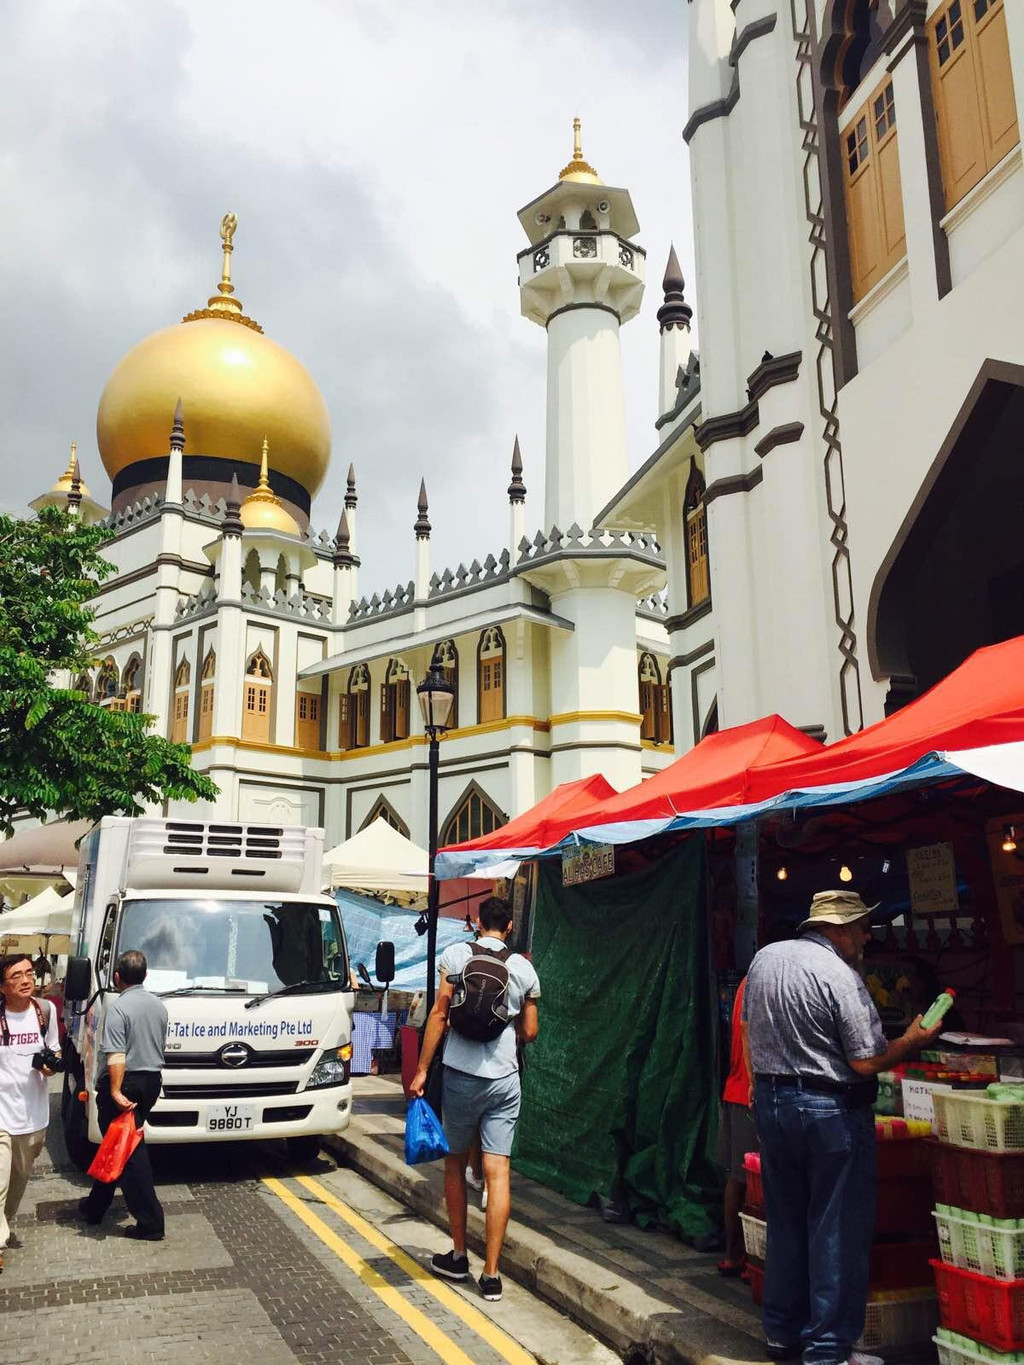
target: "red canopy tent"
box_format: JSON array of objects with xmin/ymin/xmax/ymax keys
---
[{"xmin": 442, "ymin": 773, "xmax": 616, "ymax": 865}]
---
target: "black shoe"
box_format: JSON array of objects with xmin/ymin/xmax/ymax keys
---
[
  {"xmin": 764, "ymin": 1343, "xmax": 801, "ymax": 1361},
  {"xmin": 76, "ymin": 1199, "xmax": 103, "ymax": 1227},
  {"xmin": 123, "ymin": 1225, "xmax": 165, "ymax": 1242},
  {"xmin": 431, "ymin": 1249, "xmax": 469, "ymax": 1281},
  {"xmin": 479, "ymin": 1273, "xmax": 503, "ymax": 1302}
]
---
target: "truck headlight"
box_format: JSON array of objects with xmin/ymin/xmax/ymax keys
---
[{"xmin": 306, "ymin": 1044, "xmax": 352, "ymax": 1090}]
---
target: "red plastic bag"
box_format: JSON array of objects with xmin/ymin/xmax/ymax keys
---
[{"xmin": 87, "ymin": 1110, "xmax": 143, "ymax": 1183}]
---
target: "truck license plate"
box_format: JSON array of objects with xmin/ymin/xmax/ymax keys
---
[{"xmin": 206, "ymin": 1104, "xmax": 256, "ymax": 1133}]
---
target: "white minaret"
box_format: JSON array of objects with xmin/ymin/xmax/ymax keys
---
[
  {"xmin": 518, "ymin": 119, "xmax": 644, "ymax": 531},
  {"xmin": 331, "ymin": 509, "xmax": 358, "ymax": 625},
  {"xmin": 657, "ymin": 246, "xmax": 693, "ymax": 422},
  {"xmin": 508, "ymin": 435, "xmax": 526, "ymax": 555},
  {"xmin": 413, "ymin": 478, "xmax": 431, "ymax": 600}
]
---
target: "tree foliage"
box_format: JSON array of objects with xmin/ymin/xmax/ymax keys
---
[{"xmin": 0, "ymin": 505, "xmax": 218, "ymax": 836}]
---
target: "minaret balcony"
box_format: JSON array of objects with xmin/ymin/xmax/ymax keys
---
[{"xmin": 518, "ymin": 230, "xmax": 646, "ymax": 326}]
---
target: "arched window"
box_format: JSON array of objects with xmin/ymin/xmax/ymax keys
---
[
  {"xmin": 442, "ymin": 782, "xmax": 506, "ymax": 847},
  {"xmin": 295, "ymin": 688, "xmax": 323, "ymax": 750},
  {"xmin": 172, "ymin": 657, "xmax": 191, "ymax": 743},
  {"xmin": 242, "ymin": 648, "xmax": 273, "ymax": 744},
  {"xmin": 243, "ymin": 549, "xmax": 261, "ymax": 595},
  {"xmin": 380, "ymin": 659, "xmax": 411, "ymax": 744},
  {"xmin": 431, "ymin": 639, "xmax": 459, "ymax": 729},
  {"xmin": 274, "ymin": 554, "xmax": 288, "ymax": 596},
  {"xmin": 198, "ymin": 648, "xmax": 216, "ymax": 741},
  {"xmin": 579, "ymin": 208, "xmax": 598, "ymax": 230},
  {"xmin": 638, "ymin": 653, "xmax": 672, "ymax": 744},
  {"xmin": 73, "ymin": 670, "xmax": 92, "ymax": 697},
  {"xmin": 122, "ymin": 655, "xmax": 143, "ymax": 714},
  {"xmin": 685, "ymin": 464, "xmax": 710, "ymax": 608},
  {"xmin": 360, "ymin": 796, "xmax": 410, "ymax": 839},
  {"xmin": 824, "ymin": 0, "xmax": 892, "ymax": 107},
  {"xmin": 477, "ymin": 627, "xmax": 506, "ymax": 724},
  {"xmin": 340, "ymin": 663, "xmax": 370, "ymax": 751},
  {"xmin": 94, "ymin": 657, "xmax": 118, "ymax": 703}
]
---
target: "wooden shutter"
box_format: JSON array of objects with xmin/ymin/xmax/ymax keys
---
[
  {"xmin": 639, "ymin": 681, "xmax": 656, "ymax": 741},
  {"xmin": 198, "ymin": 684, "xmax": 214, "ymax": 740},
  {"xmin": 443, "ymin": 666, "xmax": 458, "ymax": 728},
  {"xmin": 873, "ymin": 82, "xmax": 906, "ymax": 269},
  {"xmin": 296, "ymin": 693, "xmax": 321, "ymax": 749},
  {"xmin": 339, "ymin": 694, "xmax": 351, "ymax": 751},
  {"xmin": 357, "ymin": 689, "xmax": 370, "ymax": 747},
  {"xmin": 380, "ymin": 683, "xmax": 392, "ymax": 743},
  {"xmin": 975, "ymin": 0, "xmax": 1019, "ymax": 166},
  {"xmin": 396, "ymin": 678, "xmax": 410, "ymax": 740},
  {"xmin": 655, "ymin": 684, "xmax": 673, "ymax": 744},
  {"xmin": 843, "ymin": 81, "xmax": 906, "ymax": 303},
  {"xmin": 242, "ymin": 681, "xmax": 270, "ymax": 743},
  {"xmin": 172, "ymin": 691, "xmax": 189, "ymax": 743}
]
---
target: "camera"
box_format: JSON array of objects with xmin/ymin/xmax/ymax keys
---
[{"xmin": 31, "ymin": 1046, "xmax": 63, "ymax": 1073}]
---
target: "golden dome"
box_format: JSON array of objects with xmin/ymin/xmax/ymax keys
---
[
  {"xmin": 96, "ymin": 215, "xmax": 331, "ymax": 497},
  {"xmin": 51, "ymin": 443, "xmax": 92, "ymax": 498},
  {"xmin": 240, "ymin": 438, "xmax": 300, "ymax": 536},
  {"xmin": 558, "ymin": 117, "xmax": 604, "ymax": 186}
]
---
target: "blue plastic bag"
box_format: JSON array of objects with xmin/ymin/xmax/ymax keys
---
[{"xmin": 404, "ymin": 1096, "xmax": 449, "ymax": 1165}]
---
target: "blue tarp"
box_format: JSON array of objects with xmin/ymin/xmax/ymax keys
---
[{"xmin": 335, "ymin": 887, "xmax": 471, "ymax": 991}]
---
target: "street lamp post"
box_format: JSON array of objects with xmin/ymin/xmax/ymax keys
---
[{"xmin": 417, "ymin": 663, "xmax": 455, "ymax": 1014}]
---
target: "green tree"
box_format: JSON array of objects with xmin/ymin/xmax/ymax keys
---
[{"xmin": 0, "ymin": 504, "xmax": 218, "ymax": 836}]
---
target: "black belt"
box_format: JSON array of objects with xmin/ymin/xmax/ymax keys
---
[{"xmin": 761, "ymin": 1073, "xmax": 878, "ymax": 1107}]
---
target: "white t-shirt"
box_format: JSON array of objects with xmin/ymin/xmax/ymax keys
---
[
  {"xmin": 0, "ymin": 1001, "xmax": 59, "ymax": 1136},
  {"xmin": 440, "ymin": 937, "xmax": 541, "ymax": 1079}
]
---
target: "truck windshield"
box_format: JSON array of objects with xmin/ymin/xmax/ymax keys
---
[{"xmin": 116, "ymin": 899, "xmax": 349, "ymax": 997}]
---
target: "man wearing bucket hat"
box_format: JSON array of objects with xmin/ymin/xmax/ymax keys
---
[{"xmin": 743, "ymin": 889, "xmax": 944, "ymax": 1365}]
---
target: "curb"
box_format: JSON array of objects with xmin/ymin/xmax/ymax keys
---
[{"xmin": 323, "ymin": 1130, "xmax": 764, "ymax": 1365}]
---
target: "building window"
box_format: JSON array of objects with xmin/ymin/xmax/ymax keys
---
[
  {"xmin": 122, "ymin": 655, "xmax": 143, "ymax": 714},
  {"xmin": 274, "ymin": 554, "xmax": 288, "ymax": 597},
  {"xmin": 244, "ymin": 549, "xmax": 261, "ymax": 595},
  {"xmin": 477, "ymin": 627, "xmax": 506, "ymax": 724},
  {"xmin": 360, "ymin": 796, "xmax": 410, "ymax": 839},
  {"xmin": 295, "ymin": 690, "xmax": 323, "ymax": 750},
  {"xmin": 241, "ymin": 648, "xmax": 273, "ymax": 744},
  {"xmin": 340, "ymin": 663, "xmax": 370, "ymax": 751},
  {"xmin": 843, "ymin": 78, "xmax": 906, "ymax": 303},
  {"xmin": 638, "ymin": 653, "xmax": 673, "ymax": 744},
  {"xmin": 197, "ymin": 648, "xmax": 215, "ymax": 741},
  {"xmin": 73, "ymin": 671, "xmax": 92, "ymax": 697},
  {"xmin": 171, "ymin": 657, "xmax": 191, "ymax": 743},
  {"xmin": 442, "ymin": 783, "xmax": 506, "ymax": 847},
  {"xmin": 432, "ymin": 639, "xmax": 459, "ymax": 729},
  {"xmin": 684, "ymin": 465, "xmax": 710, "ymax": 608},
  {"xmin": 380, "ymin": 659, "xmax": 411, "ymax": 744},
  {"xmin": 929, "ymin": 0, "xmax": 1019, "ymax": 211},
  {"xmin": 94, "ymin": 657, "xmax": 118, "ymax": 703}
]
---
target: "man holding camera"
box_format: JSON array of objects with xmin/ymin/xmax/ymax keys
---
[{"xmin": 0, "ymin": 951, "xmax": 61, "ymax": 1271}]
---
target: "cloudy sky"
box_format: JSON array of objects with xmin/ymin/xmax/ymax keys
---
[{"xmin": 1, "ymin": 0, "xmax": 692, "ymax": 589}]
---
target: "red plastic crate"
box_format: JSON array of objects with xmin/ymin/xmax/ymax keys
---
[
  {"xmin": 929, "ymin": 1140, "xmax": 1024, "ymax": 1219},
  {"xmin": 932, "ymin": 1260, "xmax": 1024, "ymax": 1352},
  {"xmin": 749, "ymin": 1261, "xmax": 764, "ymax": 1306},
  {"xmin": 743, "ymin": 1152, "xmax": 763, "ymax": 1209},
  {"xmin": 870, "ymin": 1239, "xmax": 938, "ymax": 1291},
  {"xmin": 877, "ymin": 1137, "xmax": 932, "ymax": 1180},
  {"xmin": 877, "ymin": 1175, "xmax": 935, "ymax": 1235}
]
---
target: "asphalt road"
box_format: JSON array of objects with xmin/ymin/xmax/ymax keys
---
[{"xmin": 0, "ymin": 1094, "xmax": 618, "ymax": 1365}]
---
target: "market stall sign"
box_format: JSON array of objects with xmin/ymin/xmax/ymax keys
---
[
  {"xmin": 562, "ymin": 843, "xmax": 615, "ymax": 887},
  {"xmin": 906, "ymin": 841, "xmax": 959, "ymax": 916}
]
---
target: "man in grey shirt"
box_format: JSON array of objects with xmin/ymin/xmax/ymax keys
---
[
  {"xmin": 743, "ymin": 891, "xmax": 942, "ymax": 1365},
  {"xmin": 78, "ymin": 950, "xmax": 168, "ymax": 1240}
]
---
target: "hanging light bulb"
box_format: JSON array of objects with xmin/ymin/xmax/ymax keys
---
[
  {"xmin": 1002, "ymin": 826, "xmax": 1017, "ymax": 853},
  {"xmin": 839, "ymin": 864, "xmax": 854, "ymax": 883},
  {"xmin": 776, "ymin": 866, "xmax": 789, "ymax": 882}
]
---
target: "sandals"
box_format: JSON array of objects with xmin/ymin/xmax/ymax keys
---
[{"xmin": 716, "ymin": 1256, "xmax": 746, "ymax": 1278}]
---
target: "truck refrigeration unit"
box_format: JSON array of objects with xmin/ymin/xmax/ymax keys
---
[{"xmin": 62, "ymin": 817, "xmax": 371, "ymax": 1167}]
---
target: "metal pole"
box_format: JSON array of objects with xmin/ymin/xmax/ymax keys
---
[{"xmin": 425, "ymin": 730, "xmax": 440, "ymax": 1014}]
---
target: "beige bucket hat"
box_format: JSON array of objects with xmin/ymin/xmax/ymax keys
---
[{"xmin": 797, "ymin": 888, "xmax": 880, "ymax": 932}]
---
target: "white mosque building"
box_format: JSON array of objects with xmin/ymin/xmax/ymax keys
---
[{"xmin": 30, "ymin": 0, "xmax": 1024, "ymax": 846}]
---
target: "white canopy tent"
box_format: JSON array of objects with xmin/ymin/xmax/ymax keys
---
[
  {"xmin": 323, "ymin": 819, "xmax": 429, "ymax": 899},
  {"xmin": 0, "ymin": 886, "xmax": 74, "ymax": 955}
]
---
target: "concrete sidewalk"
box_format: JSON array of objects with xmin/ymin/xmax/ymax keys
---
[{"xmin": 325, "ymin": 1077, "xmax": 767, "ymax": 1365}]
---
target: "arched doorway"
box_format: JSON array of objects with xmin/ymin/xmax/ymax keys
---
[{"xmin": 870, "ymin": 361, "xmax": 1024, "ymax": 711}]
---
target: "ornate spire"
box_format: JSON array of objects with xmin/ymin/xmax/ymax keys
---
[
  {"xmin": 182, "ymin": 213, "xmax": 263, "ymax": 333},
  {"xmin": 332, "ymin": 509, "xmax": 358, "ymax": 567},
  {"xmin": 170, "ymin": 398, "xmax": 185, "ymax": 452},
  {"xmin": 237, "ymin": 437, "xmax": 299, "ymax": 535},
  {"xmin": 67, "ymin": 457, "xmax": 83, "ymax": 512},
  {"xmin": 657, "ymin": 244, "xmax": 693, "ymax": 332},
  {"xmin": 557, "ymin": 116, "xmax": 603, "ymax": 185},
  {"xmin": 414, "ymin": 478, "xmax": 431, "ymax": 539},
  {"xmin": 345, "ymin": 463, "xmax": 358, "ymax": 509},
  {"xmin": 222, "ymin": 472, "xmax": 244, "ymax": 537},
  {"xmin": 508, "ymin": 435, "xmax": 526, "ymax": 504}
]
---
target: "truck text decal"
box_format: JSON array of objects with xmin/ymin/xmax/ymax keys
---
[{"xmin": 166, "ymin": 1018, "xmax": 316, "ymax": 1042}]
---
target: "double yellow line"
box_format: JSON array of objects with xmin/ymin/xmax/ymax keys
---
[{"xmin": 263, "ymin": 1175, "xmax": 535, "ymax": 1365}]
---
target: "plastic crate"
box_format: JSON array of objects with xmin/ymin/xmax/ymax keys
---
[
  {"xmin": 740, "ymin": 1212, "xmax": 766, "ymax": 1261},
  {"xmin": 876, "ymin": 1173, "xmax": 935, "ymax": 1235},
  {"xmin": 935, "ymin": 1206, "xmax": 1024, "ymax": 1281},
  {"xmin": 877, "ymin": 1135, "xmax": 932, "ymax": 1179},
  {"xmin": 930, "ymin": 1141, "xmax": 1024, "ymax": 1218},
  {"xmin": 933, "ymin": 1093, "xmax": 1024, "ymax": 1153},
  {"xmin": 934, "ymin": 1332, "xmax": 1019, "ymax": 1365},
  {"xmin": 932, "ymin": 1259, "xmax": 1024, "ymax": 1352},
  {"xmin": 859, "ymin": 1290, "xmax": 939, "ymax": 1351},
  {"xmin": 870, "ymin": 1238, "xmax": 940, "ymax": 1291},
  {"xmin": 749, "ymin": 1261, "xmax": 764, "ymax": 1306},
  {"xmin": 743, "ymin": 1151, "xmax": 763, "ymax": 1209}
]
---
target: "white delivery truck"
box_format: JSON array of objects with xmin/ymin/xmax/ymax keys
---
[{"xmin": 62, "ymin": 817, "xmax": 390, "ymax": 1168}]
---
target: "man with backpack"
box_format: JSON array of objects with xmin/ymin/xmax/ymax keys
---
[{"xmin": 410, "ymin": 895, "xmax": 540, "ymax": 1303}]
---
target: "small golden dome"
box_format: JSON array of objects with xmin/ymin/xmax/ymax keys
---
[
  {"xmin": 558, "ymin": 117, "xmax": 604, "ymax": 186},
  {"xmin": 96, "ymin": 216, "xmax": 331, "ymax": 498},
  {"xmin": 240, "ymin": 438, "xmax": 300, "ymax": 536},
  {"xmin": 51, "ymin": 443, "xmax": 92, "ymax": 498}
]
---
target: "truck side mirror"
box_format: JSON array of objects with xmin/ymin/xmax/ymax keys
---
[
  {"xmin": 64, "ymin": 956, "xmax": 92, "ymax": 1003},
  {"xmin": 375, "ymin": 941, "xmax": 396, "ymax": 985}
]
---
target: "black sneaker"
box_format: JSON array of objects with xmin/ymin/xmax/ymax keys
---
[
  {"xmin": 76, "ymin": 1199, "xmax": 103, "ymax": 1227},
  {"xmin": 431, "ymin": 1249, "xmax": 469, "ymax": 1281},
  {"xmin": 122, "ymin": 1225, "xmax": 165, "ymax": 1242},
  {"xmin": 764, "ymin": 1343, "xmax": 801, "ymax": 1361},
  {"xmin": 479, "ymin": 1273, "xmax": 503, "ymax": 1302}
]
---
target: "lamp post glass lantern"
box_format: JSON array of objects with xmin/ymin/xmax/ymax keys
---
[{"xmin": 417, "ymin": 665, "xmax": 455, "ymax": 1013}]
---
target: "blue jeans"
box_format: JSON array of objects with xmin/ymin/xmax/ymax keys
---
[{"xmin": 754, "ymin": 1079, "xmax": 876, "ymax": 1365}]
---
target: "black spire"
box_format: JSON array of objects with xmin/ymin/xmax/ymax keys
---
[
  {"xmin": 222, "ymin": 472, "xmax": 244, "ymax": 536},
  {"xmin": 170, "ymin": 397, "xmax": 185, "ymax": 452},
  {"xmin": 507, "ymin": 435, "xmax": 526, "ymax": 504},
  {"xmin": 333, "ymin": 509, "xmax": 358, "ymax": 567},
  {"xmin": 657, "ymin": 244, "xmax": 693, "ymax": 333},
  {"xmin": 67, "ymin": 458, "xmax": 83, "ymax": 511},
  {"xmin": 345, "ymin": 463, "xmax": 358, "ymax": 509},
  {"xmin": 414, "ymin": 478, "xmax": 431, "ymax": 538}
]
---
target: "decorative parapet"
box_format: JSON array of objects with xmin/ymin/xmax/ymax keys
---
[
  {"xmin": 175, "ymin": 581, "xmax": 217, "ymax": 621},
  {"xmin": 240, "ymin": 582, "xmax": 333, "ymax": 621},
  {"xmin": 348, "ymin": 580, "xmax": 416, "ymax": 622},
  {"xmin": 97, "ymin": 616, "xmax": 155, "ymax": 647},
  {"xmin": 637, "ymin": 590, "xmax": 669, "ymax": 621},
  {"xmin": 100, "ymin": 493, "xmax": 164, "ymax": 533},
  {"xmin": 301, "ymin": 524, "xmax": 341, "ymax": 555},
  {"xmin": 515, "ymin": 524, "xmax": 663, "ymax": 568},
  {"xmin": 428, "ymin": 550, "xmax": 512, "ymax": 600}
]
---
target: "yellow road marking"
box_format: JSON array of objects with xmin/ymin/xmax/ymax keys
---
[
  {"xmin": 262, "ymin": 1177, "xmax": 477, "ymax": 1365},
  {"xmin": 297, "ymin": 1175, "xmax": 535, "ymax": 1365}
]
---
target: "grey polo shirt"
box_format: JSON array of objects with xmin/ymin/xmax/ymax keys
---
[
  {"xmin": 743, "ymin": 932, "xmax": 886, "ymax": 1085},
  {"xmin": 97, "ymin": 985, "xmax": 168, "ymax": 1079}
]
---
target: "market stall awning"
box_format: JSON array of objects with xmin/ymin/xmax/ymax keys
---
[
  {"xmin": 0, "ymin": 819, "xmax": 92, "ymax": 875},
  {"xmin": 323, "ymin": 819, "xmax": 429, "ymax": 896},
  {"xmin": 0, "ymin": 887, "xmax": 74, "ymax": 953}
]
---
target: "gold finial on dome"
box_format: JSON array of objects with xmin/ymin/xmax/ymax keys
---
[
  {"xmin": 182, "ymin": 213, "xmax": 264, "ymax": 333},
  {"xmin": 53, "ymin": 441, "xmax": 92, "ymax": 497},
  {"xmin": 558, "ymin": 116, "xmax": 604, "ymax": 186},
  {"xmin": 239, "ymin": 436, "xmax": 300, "ymax": 536}
]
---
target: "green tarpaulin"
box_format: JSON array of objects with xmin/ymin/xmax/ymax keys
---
[{"xmin": 514, "ymin": 839, "xmax": 720, "ymax": 1239}]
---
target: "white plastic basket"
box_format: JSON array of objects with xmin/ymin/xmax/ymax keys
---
[
  {"xmin": 932, "ymin": 1092, "xmax": 1024, "ymax": 1152},
  {"xmin": 740, "ymin": 1212, "xmax": 766, "ymax": 1261},
  {"xmin": 934, "ymin": 1333, "xmax": 1018, "ymax": 1365},
  {"xmin": 857, "ymin": 1291, "xmax": 937, "ymax": 1351},
  {"xmin": 934, "ymin": 1206, "xmax": 1024, "ymax": 1281}
]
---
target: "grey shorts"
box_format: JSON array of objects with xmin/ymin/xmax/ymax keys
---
[
  {"xmin": 716, "ymin": 1099, "xmax": 758, "ymax": 1182},
  {"xmin": 442, "ymin": 1066, "xmax": 521, "ymax": 1158}
]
